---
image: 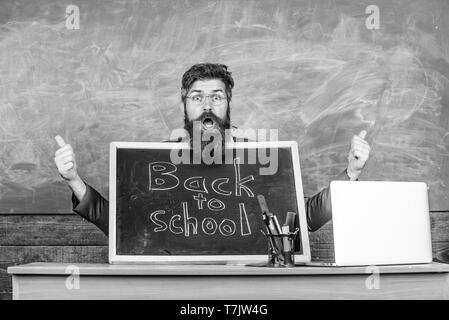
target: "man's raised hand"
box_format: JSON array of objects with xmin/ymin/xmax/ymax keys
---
[
  {"xmin": 54, "ymin": 135, "xmax": 79, "ymax": 182},
  {"xmin": 347, "ymin": 130, "xmax": 371, "ymax": 180},
  {"xmin": 54, "ymin": 135, "xmax": 87, "ymax": 201}
]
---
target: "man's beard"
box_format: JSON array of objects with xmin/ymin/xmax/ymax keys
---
[{"xmin": 184, "ymin": 108, "xmax": 231, "ymax": 153}]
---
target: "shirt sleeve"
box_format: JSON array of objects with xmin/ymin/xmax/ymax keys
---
[
  {"xmin": 299, "ymin": 169, "xmax": 351, "ymax": 233},
  {"xmin": 293, "ymin": 169, "xmax": 350, "ymax": 251},
  {"xmin": 72, "ymin": 183, "xmax": 109, "ymax": 235}
]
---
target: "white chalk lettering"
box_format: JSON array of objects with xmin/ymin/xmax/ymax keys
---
[
  {"xmin": 207, "ymin": 198, "xmax": 226, "ymax": 211},
  {"xmin": 182, "ymin": 202, "xmax": 198, "ymax": 236},
  {"xmin": 149, "ymin": 162, "xmax": 179, "ymax": 191},
  {"xmin": 169, "ymin": 214, "xmax": 183, "ymax": 234},
  {"xmin": 150, "ymin": 203, "xmax": 252, "ymax": 237},
  {"xmin": 211, "ymin": 178, "xmax": 232, "ymax": 196},
  {"xmin": 149, "ymin": 210, "xmax": 168, "ymax": 232},
  {"xmin": 239, "ymin": 203, "xmax": 251, "ymax": 236},
  {"xmin": 234, "ymin": 158, "xmax": 255, "ymax": 197},
  {"xmin": 202, "ymin": 217, "xmax": 218, "ymax": 235},
  {"xmin": 193, "ymin": 193, "xmax": 206, "ymax": 210},
  {"xmin": 219, "ymin": 219, "xmax": 236, "ymax": 236},
  {"xmin": 184, "ymin": 176, "xmax": 208, "ymax": 193}
]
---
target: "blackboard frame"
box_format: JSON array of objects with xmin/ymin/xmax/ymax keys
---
[{"xmin": 108, "ymin": 141, "xmax": 311, "ymax": 264}]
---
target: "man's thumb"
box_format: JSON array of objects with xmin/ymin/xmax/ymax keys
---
[
  {"xmin": 55, "ymin": 135, "xmax": 66, "ymax": 148},
  {"xmin": 358, "ymin": 130, "xmax": 367, "ymax": 140}
]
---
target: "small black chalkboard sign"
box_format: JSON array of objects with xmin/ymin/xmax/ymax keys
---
[{"xmin": 109, "ymin": 141, "xmax": 311, "ymax": 264}]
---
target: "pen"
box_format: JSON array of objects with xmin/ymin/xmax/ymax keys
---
[
  {"xmin": 271, "ymin": 215, "xmax": 282, "ymax": 234},
  {"xmin": 260, "ymin": 198, "xmax": 283, "ymax": 253},
  {"xmin": 262, "ymin": 213, "xmax": 278, "ymax": 255},
  {"xmin": 258, "ymin": 195, "xmax": 283, "ymax": 258},
  {"xmin": 268, "ymin": 215, "xmax": 284, "ymax": 253},
  {"xmin": 282, "ymin": 224, "xmax": 294, "ymax": 267},
  {"xmin": 282, "ymin": 225, "xmax": 290, "ymax": 251},
  {"xmin": 285, "ymin": 212, "xmax": 296, "ymax": 232}
]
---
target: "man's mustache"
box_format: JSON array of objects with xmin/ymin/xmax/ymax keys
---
[{"xmin": 190, "ymin": 111, "xmax": 227, "ymax": 130}]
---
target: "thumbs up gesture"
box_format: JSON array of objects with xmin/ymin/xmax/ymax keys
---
[
  {"xmin": 54, "ymin": 135, "xmax": 79, "ymax": 182},
  {"xmin": 347, "ymin": 130, "xmax": 371, "ymax": 180},
  {"xmin": 54, "ymin": 135, "xmax": 87, "ymax": 201}
]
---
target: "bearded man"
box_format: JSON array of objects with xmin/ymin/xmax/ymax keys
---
[{"xmin": 54, "ymin": 63, "xmax": 371, "ymax": 235}]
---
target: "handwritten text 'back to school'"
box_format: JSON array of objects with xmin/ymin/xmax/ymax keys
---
[{"xmin": 146, "ymin": 158, "xmax": 255, "ymax": 238}]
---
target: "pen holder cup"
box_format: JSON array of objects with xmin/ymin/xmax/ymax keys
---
[{"xmin": 264, "ymin": 228, "xmax": 299, "ymax": 267}]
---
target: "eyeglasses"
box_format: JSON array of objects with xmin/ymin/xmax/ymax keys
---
[{"xmin": 186, "ymin": 93, "xmax": 227, "ymax": 106}]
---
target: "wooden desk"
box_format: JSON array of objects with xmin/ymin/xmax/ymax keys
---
[{"xmin": 8, "ymin": 262, "xmax": 449, "ymax": 300}]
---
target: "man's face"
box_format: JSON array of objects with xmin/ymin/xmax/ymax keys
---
[
  {"xmin": 185, "ymin": 79, "xmax": 228, "ymax": 123},
  {"xmin": 184, "ymin": 79, "xmax": 230, "ymax": 157}
]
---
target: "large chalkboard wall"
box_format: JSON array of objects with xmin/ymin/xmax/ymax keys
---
[{"xmin": 1, "ymin": 0, "xmax": 449, "ymax": 213}]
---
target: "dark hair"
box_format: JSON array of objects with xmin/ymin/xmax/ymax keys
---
[{"xmin": 181, "ymin": 63, "xmax": 234, "ymax": 104}]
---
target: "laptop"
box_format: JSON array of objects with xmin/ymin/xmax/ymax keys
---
[{"xmin": 306, "ymin": 181, "xmax": 433, "ymax": 266}]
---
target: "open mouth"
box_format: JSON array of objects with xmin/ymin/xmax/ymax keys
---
[{"xmin": 202, "ymin": 117, "xmax": 215, "ymax": 130}]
